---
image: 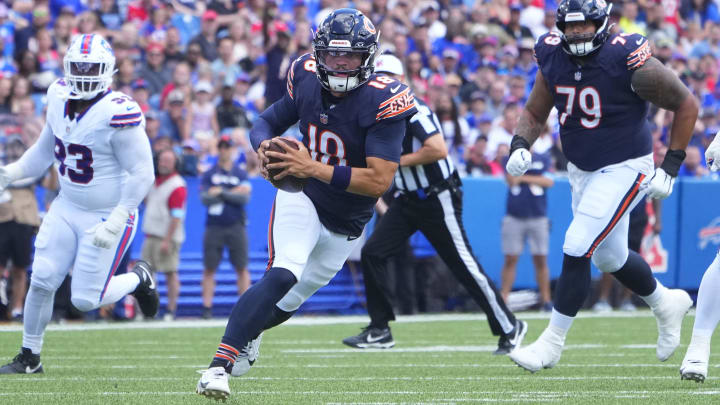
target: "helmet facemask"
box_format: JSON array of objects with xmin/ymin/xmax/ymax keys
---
[
  {"xmin": 63, "ymin": 35, "xmax": 116, "ymax": 100},
  {"xmin": 314, "ymin": 45, "xmax": 377, "ymax": 93},
  {"xmin": 556, "ymin": 1, "xmax": 613, "ymax": 57}
]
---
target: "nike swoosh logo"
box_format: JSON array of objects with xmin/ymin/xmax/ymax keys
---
[
  {"xmin": 366, "ymin": 333, "xmax": 386, "ymax": 343},
  {"xmin": 147, "ymin": 272, "xmax": 156, "ymax": 290},
  {"xmin": 25, "ymin": 364, "xmax": 41, "ymax": 373},
  {"xmin": 199, "ymin": 381, "xmax": 209, "ymax": 389},
  {"xmin": 390, "ymin": 85, "xmax": 401, "ymax": 93},
  {"xmin": 636, "ymin": 38, "xmax": 644, "ymax": 45},
  {"xmin": 126, "ymin": 106, "xmax": 135, "ymax": 110}
]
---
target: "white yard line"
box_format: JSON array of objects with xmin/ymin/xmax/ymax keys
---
[{"xmin": 0, "ymin": 310, "xmax": 670, "ymax": 333}]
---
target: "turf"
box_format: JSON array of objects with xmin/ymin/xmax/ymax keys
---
[{"xmin": 0, "ymin": 312, "xmax": 718, "ymax": 404}]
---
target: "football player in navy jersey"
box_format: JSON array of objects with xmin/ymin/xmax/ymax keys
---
[
  {"xmin": 505, "ymin": 0, "xmax": 698, "ymax": 373},
  {"xmin": 196, "ymin": 9, "xmax": 417, "ymax": 401}
]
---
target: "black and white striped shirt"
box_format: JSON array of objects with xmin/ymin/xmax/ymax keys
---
[{"xmin": 394, "ymin": 98, "xmax": 455, "ymax": 192}]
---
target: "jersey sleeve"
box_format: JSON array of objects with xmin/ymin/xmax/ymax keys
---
[
  {"xmin": 109, "ymin": 96, "xmax": 144, "ymax": 128},
  {"xmin": 286, "ymin": 53, "xmax": 314, "ymax": 100},
  {"xmin": 612, "ymin": 33, "xmax": 652, "ymax": 70},
  {"xmin": 359, "ymin": 77, "xmax": 418, "ymax": 127},
  {"xmin": 365, "ymin": 118, "xmax": 407, "ymax": 163},
  {"xmin": 534, "ymin": 32, "xmax": 561, "ymax": 69}
]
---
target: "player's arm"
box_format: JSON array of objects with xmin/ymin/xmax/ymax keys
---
[
  {"xmin": 249, "ymin": 93, "xmax": 300, "ymax": 176},
  {"xmin": 400, "ymin": 133, "xmax": 447, "ymax": 166},
  {"xmin": 506, "ymin": 70, "xmax": 554, "ymax": 176},
  {"xmin": 515, "ymin": 70, "xmax": 555, "ymax": 147},
  {"xmin": 631, "ymin": 56, "xmax": 699, "ymax": 176},
  {"xmin": 111, "ymin": 126, "xmax": 155, "ymax": 211},
  {"xmin": 0, "ymin": 124, "xmax": 54, "ymax": 191}
]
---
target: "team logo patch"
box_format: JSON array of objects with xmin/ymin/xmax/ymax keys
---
[
  {"xmin": 320, "ymin": 113, "xmax": 328, "ymax": 124},
  {"xmin": 363, "ymin": 18, "xmax": 376, "ymax": 35},
  {"xmin": 376, "ymin": 88, "xmax": 415, "ymax": 121}
]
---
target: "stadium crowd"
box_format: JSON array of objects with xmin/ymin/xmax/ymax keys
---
[
  {"xmin": 0, "ymin": 0, "xmax": 720, "ymax": 320},
  {"xmin": 1, "ymin": 0, "xmax": 719, "ymax": 177}
]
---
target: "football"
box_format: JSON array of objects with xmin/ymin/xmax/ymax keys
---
[{"xmin": 266, "ymin": 138, "xmax": 307, "ymax": 193}]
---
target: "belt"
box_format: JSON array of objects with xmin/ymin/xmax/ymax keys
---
[{"xmin": 399, "ymin": 174, "xmax": 460, "ymax": 201}]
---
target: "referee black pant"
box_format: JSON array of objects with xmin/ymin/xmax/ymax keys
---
[{"xmin": 361, "ymin": 185, "xmax": 517, "ymax": 337}]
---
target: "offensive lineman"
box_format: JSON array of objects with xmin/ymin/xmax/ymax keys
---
[
  {"xmin": 505, "ymin": 0, "xmax": 698, "ymax": 372},
  {"xmin": 0, "ymin": 34, "xmax": 158, "ymax": 374}
]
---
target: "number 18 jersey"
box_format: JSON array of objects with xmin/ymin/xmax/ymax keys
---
[
  {"xmin": 261, "ymin": 53, "xmax": 417, "ymax": 236},
  {"xmin": 535, "ymin": 31, "xmax": 653, "ymax": 172},
  {"xmin": 45, "ymin": 79, "xmax": 145, "ymax": 210}
]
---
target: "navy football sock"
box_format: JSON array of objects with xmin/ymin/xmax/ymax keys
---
[
  {"xmin": 611, "ymin": 250, "xmax": 657, "ymax": 297},
  {"xmin": 262, "ymin": 305, "xmax": 296, "ymax": 331},
  {"xmin": 554, "ymin": 254, "xmax": 591, "ymax": 317},
  {"xmin": 209, "ymin": 267, "xmax": 297, "ymax": 371}
]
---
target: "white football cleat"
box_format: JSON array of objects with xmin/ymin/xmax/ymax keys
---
[
  {"xmin": 231, "ymin": 332, "xmax": 263, "ymax": 377},
  {"xmin": 680, "ymin": 338, "xmax": 710, "ymax": 383},
  {"xmin": 196, "ymin": 366, "xmax": 230, "ymax": 401},
  {"xmin": 508, "ymin": 327, "xmax": 564, "ymax": 373},
  {"xmin": 653, "ymin": 289, "xmax": 693, "ymax": 361}
]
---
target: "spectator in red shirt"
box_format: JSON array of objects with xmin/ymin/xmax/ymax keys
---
[{"xmin": 141, "ymin": 149, "xmax": 188, "ymax": 320}]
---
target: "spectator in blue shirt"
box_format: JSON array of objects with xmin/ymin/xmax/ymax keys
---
[
  {"xmin": 199, "ymin": 135, "xmax": 252, "ymax": 319},
  {"xmin": 500, "ymin": 151, "xmax": 554, "ymax": 311}
]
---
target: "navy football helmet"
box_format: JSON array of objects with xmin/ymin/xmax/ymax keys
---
[
  {"xmin": 312, "ymin": 8, "xmax": 379, "ymax": 93},
  {"xmin": 556, "ymin": 0, "xmax": 612, "ymax": 56}
]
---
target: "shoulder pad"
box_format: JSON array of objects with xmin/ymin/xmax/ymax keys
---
[
  {"xmin": 608, "ymin": 33, "xmax": 652, "ymax": 70},
  {"xmin": 534, "ymin": 32, "xmax": 562, "ymax": 67},
  {"xmin": 365, "ymin": 76, "xmax": 416, "ymax": 122},
  {"xmin": 287, "ymin": 53, "xmax": 316, "ymax": 100},
  {"xmin": 108, "ymin": 92, "xmax": 144, "ymax": 128}
]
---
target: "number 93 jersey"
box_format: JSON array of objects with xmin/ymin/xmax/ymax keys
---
[
  {"xmin": 264, "ymin": 53, "xmax": 417, "ymax": 237},
  {"xmin": 535, "ymin": 31, "xmax": 653, "ymax": 172},
  {"xmin": 45, "ymin": 78, "xmax": 146, "ymax": 210}
]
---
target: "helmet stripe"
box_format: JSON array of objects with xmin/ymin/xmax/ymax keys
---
[{"xmin": 80, "ymin": 34, "xmax": 93, "ymax": 54}]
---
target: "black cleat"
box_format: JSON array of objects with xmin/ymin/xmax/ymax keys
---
[
  {"xmin": 131, "ymin": 260, "xmax": 159, "ymax": 318},
  {"xmin": 342, "ymin": 325, "xmax": 395, "ymax": 349},
  {"xmin": 494, "ymin": 320, "xmax": 528, "ymax": 355},
  {"xmin": 0, "ymin": 348, "xmax": 43, "ymax": 374}
]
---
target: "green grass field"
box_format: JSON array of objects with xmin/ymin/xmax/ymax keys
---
[{"xmin": 0, "ymin": 312, "xmax": 718, "ymax": 404}]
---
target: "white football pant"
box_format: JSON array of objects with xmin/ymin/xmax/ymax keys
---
[
  {"xmin": 30, "ymin": 196, "xmax": 138, "ymax": 310},
  {"xmin": 564, "ymin": 153, "xmax": 654, "ymax": 271},
  {"xmin": 268, "ymin": 190, "xmax": 361, "ymax": 312}
]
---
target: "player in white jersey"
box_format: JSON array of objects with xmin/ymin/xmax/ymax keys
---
[
  {"xmin": 680, "ymin": 133, "xmax": 720, "ymax": 382},
  {"xmin": 0, "ymin": 34, "xmax": 158, "ymax": 374}
]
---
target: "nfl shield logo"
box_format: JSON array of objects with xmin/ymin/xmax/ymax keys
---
[
  {"xmin": 574, "ymin": 71, "xmax": 582, "ymax": 81},
  {"xmin": 320, "ymin": 113, "xmax": 328, "ymax": 124}
]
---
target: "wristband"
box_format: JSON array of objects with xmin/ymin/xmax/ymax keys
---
[
  {"xmin": 660, "ymin": 149, "xmax": 686, "ymax": 177},
  {"xmin": 509, "ymin": 135, "xmax": 531, "ymax": 155},
  {"xmin": 330, "ymin": 165, "xmax": 352, "ymax": 190}
]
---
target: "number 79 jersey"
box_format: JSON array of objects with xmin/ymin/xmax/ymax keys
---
[
  {"xmin": 535, "ymin": 31, "xmax": 653, "ymax": 172},
  {"xmin": 45, "ymin": 79, "xmax": 145, "ymax": 210}
]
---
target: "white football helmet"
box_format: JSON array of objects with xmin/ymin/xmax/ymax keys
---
[{"xmin": 63, "ymin": 34, "xmax": 116, "ymax": 100}]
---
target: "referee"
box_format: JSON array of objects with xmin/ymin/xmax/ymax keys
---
[{"xmin": 342, "ymin": 55, "xmax": 527, "ymax": 354}]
